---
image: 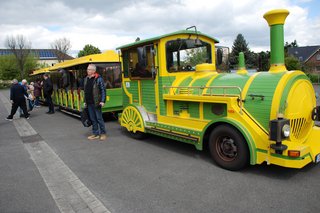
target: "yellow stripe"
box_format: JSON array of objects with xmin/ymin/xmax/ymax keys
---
[
  {"xmin": 269, "ymin": 71, "xmax": 301, "ymax": 120},
  {"xmin": 242, "ymin": 72, "xmax": 261, "ymax": 98},
  {"xmin": 122, "ymin": 80, "xmax": 133, "ymax": 103}
]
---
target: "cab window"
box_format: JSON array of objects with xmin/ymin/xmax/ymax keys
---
[
  {"xmin": 166, "ymin": 39, "xmax": 211, "ymax": 72},
  {"xmin": 122, "ymin": 45, "xmax": 155, "ymax": 79}
]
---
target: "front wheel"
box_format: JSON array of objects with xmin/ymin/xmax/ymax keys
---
[{"xmin": 209, "ymin": 125, "xmax": 249, "ymax": 171}]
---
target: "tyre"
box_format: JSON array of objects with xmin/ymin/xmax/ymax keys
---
[{"xmin": 209, "ymin": 124, "xmax": 249, "ymax": 171}]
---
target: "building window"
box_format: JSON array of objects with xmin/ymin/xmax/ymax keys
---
[{"xmin": 316, "ymin": 54, "xmax": 320, "ymax": 61}]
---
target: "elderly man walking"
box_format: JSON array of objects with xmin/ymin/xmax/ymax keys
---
[
  {"xmin": 84, "ymin": 64, "xmax": 107, "ymax": 140},
  {"xmin": 6, "ymin": 79, "xmax": 30, "ymax": 120}
]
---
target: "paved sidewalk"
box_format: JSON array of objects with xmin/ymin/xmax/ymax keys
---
[{"xmin": 0, "ymin": 90, "xmax": 110, "ymax": 213}]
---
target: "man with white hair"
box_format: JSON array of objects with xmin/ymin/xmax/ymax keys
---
[
  {"xmin": 6, "ymin": 79, "xmax": 30, "ymax": 120},
  {"xmin": 84, "ymin": 64, "xmax": 107, "ymax": 140}
]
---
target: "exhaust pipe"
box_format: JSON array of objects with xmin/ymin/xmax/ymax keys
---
[{"xmin": 263, "ymin": 9, "xmax": 289, "ymax": 72}]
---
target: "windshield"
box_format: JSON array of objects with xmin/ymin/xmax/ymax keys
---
[{"xmin": 166, "ymin": 39, "xmax": 212, "ymax": 72}]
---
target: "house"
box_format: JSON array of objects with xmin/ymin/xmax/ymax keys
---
[
  {"xmin": 288, "ymin": 46, "xmax": 320, "ymax": 72},
  {"xmin": 0, "ymin": 49, "xmax": 74, "ymax": 67}
]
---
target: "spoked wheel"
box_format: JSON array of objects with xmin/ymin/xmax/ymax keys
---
[
  {"xmin": 209, "ymin": 125, "xmax": 249, "ymax": 171},
  {"xmin": 121, "ymin": 106, "xmax": 146, "ymax": 139}
]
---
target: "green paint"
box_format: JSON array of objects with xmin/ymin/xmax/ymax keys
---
[
  {"xmin": 238, "ymin": 52, "xmax": 245, "ymax": 69},
  {"xmin": 203, "ymin": 103, "xmax": 226, "ymax": 120},
  {"xmin": 146, "ymin": 121, "xmax": 201, "ymax": 136},
  {"xmin": 207, "ymin": 73, "xmax": 250, "ymax": 95},
  {"xmin": 244, "ymin": 72, "xmax": 284, "ymax": 130},
  {"xmin": 173, "ymin": 101, "xmax": 200, "ymax": 118},
  {"xmin": 158, "ymin": 76, "xmax": 176, "ymax": 115},
  {"xmin": 141, "ymin": 80, "xmax": 156, "ymax": 112},
  {"xmin": 126, "ymin": 81, "xmax": 139, "ymax": 104},
  {"xmin": 270, "ymin": 24, "xmax": 285, "ymax": 65},
  {"xmin": 256, "ymin": 148, "xmax": 268, "ymax": 154}
]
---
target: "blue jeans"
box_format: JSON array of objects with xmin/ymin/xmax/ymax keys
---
[
  {"xmin": 34, "ymin": 97, "xmax": 40, "ymax": 106},
  {"xmin": 87, "ymin": 104, "xmax": 106, "ymax": 135}
]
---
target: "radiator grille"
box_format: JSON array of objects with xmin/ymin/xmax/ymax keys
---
[{"xmin": 290, "ymin": 118, "xmax": 307, "ymax": 139}]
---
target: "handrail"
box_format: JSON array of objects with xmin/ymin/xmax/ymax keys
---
[{"xmin": 163, "ymin": 85, "xmax": 244, "ymax": 114}]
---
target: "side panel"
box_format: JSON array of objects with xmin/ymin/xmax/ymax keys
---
[{"xmin": 141, "ymin": 80, "xmax": 156, "ymax": 113}]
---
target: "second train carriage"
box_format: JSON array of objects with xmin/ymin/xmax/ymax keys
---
[{"xmin": 31, "ymin": 50, "xmax": 123, "ymax": 115}]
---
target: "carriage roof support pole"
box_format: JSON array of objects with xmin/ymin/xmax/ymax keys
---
[{"xmin": 263, "ymin": 9, "xmax": 289, "ymax": 72}]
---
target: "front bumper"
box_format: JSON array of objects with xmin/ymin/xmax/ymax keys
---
[{"xmin": 268, "ymin": 126, "xmax": 320, "ymax": 168}]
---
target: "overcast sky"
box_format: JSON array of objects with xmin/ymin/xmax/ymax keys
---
[{"xmin": 0, "ymin": 0, "xmax": 319, "ymax": 55}]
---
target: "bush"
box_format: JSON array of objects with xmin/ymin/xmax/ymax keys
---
[
  {"xmin": 0, "ymin": 80, "xmax": 12, "ymax": 89},
  {"xmin": 307, "ymin": 73, "xmax": 320, "ymax": 84}
]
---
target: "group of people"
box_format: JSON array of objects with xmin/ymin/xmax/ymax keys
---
[
  {"xmin": 6, "ymin": 64, "xmax": 107, "ymax": 141},
  {"xmin": 6, "ymin": 73, "xmax": 54, "ymax": 120}
]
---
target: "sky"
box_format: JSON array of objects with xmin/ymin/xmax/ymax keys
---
[{"xmin": 0, "ymin": 0, "xmax": 319, "ymax": 56}]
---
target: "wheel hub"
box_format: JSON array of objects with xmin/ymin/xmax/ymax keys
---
[{"xmin": 218, "ymin": 137, "xmax": 237, "ymax": 159}]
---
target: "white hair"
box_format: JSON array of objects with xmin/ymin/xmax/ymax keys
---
[
  {"xmin": 12, "ymin": 79, "xmax": 18, "ymax": 84},
  {"xmin": 88, "ymin": 64, "xmax": 96, "ymax": 71},
  {"xmin": 22, "ymin": 79, "xmax": 27, "ymax": 84}
]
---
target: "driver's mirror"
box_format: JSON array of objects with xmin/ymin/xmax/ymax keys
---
[{"xmin": 216, "ymin": 48, "xmax": 223, "ymax": 66}]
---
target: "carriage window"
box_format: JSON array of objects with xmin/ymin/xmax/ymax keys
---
[
  {"xmin": 95, "ymin": 63, "xmax": 122, "ymax": 89},
  {"xmin": 123, "ymin": 45, "xmax": 155, "ymax": 79},
  {"xmin": 166, "ymin": 39, "xmax": 211, "ymax": 72}
]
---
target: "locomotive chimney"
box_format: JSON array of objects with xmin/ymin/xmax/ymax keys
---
[
  {"xmin": 263, "ymin": 9, "xmax": 289, "ymax": 72},
  {"xmin": 237, "ymin": 52, "xmax": 248, "ymax": 74}
]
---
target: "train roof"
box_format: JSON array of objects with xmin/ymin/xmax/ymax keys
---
[
  {"xmin": 30, "ymin": 67, "xmax": 50, "ymax": 76},
  {"xmin": 49, "ymin": 50, "xmax": 119, "ymax": 71},
  {"xmin": 117, "ymin": 30, "xmax": 219, "ymax": 50}
]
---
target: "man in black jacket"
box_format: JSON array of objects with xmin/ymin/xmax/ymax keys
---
[
  {"xmin": 6, "ymin": 79, "xmax": 30, "ymax": 120},
  {"xmin": 43, "ymin": 73, "xmax": 54, "ymax": 114}
]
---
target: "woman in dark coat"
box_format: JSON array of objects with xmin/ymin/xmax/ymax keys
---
[{"xmin": 33, "ymin": 78, "xmax": 42, "ymax": 107}]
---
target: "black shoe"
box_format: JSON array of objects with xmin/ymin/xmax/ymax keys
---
[
  {"xmin": 20, "ymin": 114, "xmax": 24, "ymax": 117},
  {"xmin": 6, "ymin": 116, "xmax": 13, "ymax": 121},
  {"xmin": 25, "ymin": 116, "xmax": 30, "ymax": 120},
  {"xmin": 46, "ymin": 111, "xmax": 54, "ymax": 114}
]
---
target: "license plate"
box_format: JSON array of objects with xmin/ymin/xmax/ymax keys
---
[{"xmin": 316, "ymin": 154, "xmax": 320, "ymax": 163}]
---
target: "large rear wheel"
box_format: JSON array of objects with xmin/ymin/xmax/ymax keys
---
[{"xmin": 209, "ymin": 125, "xmax": 249, "ymax": 171}]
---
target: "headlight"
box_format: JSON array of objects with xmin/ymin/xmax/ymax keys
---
[{"xmin": 282, "ymin": 124, "xmax": 290, "ymax": 138}]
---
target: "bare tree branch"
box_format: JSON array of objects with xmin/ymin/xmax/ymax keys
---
[
  {"xmin": 50, "ymin": 37, "xmax": 72, "ymax": 62},
  {"xmin": 5, "ymin": 34, "xmax": 31, "ymax": 79}
]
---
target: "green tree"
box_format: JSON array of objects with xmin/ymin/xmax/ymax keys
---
[
  {"xmin": 5, "ymin": 34, "xmax": 32, "ymax": 79},
  {"xmin": 184, "ymin": 47, "xmax": 208, "ymax": 66},
  {"xmin": 285, "ymin": 55, "xmax": 301, "ymax": 71},
  {"xmin": 78, "ymin": 44, "xmax": 101, "ymax": 57},
  {"xmin": 285, "ymin": 40, "xmax": 298, "ymax": 55},
  {"xmin": 0, "ymin": 54, "xmax": 40, "ymax": 81},
  {"xmin": 229, "ymin": 34, "xmax": 256, "ymax": 68},
  {"xmin": 0, "ymin": 55, "xmax": 19, "ymax": 80},
  {"xmin": 257, "ymin": 51, "xmax": 270, "ymax": 71}
]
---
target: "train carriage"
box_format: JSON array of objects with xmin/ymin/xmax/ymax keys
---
[
  {"xmin": 31, "ymin": 50, "xmax": 123, "ymax": 116},
  {"xmin": 118, "ymin": 9, "xmax": 320, "ymax": 170}
]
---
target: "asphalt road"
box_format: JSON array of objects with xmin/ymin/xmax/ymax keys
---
[{"xmin": 1, "ymin": 88, "xmax": 320, "ymax": 213}]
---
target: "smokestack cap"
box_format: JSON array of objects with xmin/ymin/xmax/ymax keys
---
[{"xmin": 263, "ymin": 9, "xmax": 289, "ymax": 26}]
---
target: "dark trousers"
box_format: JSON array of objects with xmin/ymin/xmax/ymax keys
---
[
  {"xmin": 8, "ymin": 100, "xmax": 29, "ymax": 118},
  {"xmin": 46, "ymin": 95, "xmax": 54, "ymax": 112},
  {"xmin": 87, "ymin": 104, "xmax": 106, "ymax": 135}
]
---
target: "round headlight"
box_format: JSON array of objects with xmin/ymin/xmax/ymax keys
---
[{"xmin": 282, "ymin": 124, "xmax": 290, "ymax": 138}]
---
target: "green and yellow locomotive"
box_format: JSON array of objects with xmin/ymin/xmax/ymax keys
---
[{"xmin": 118, "ymin": 9, "xmax": 320, "ymax": 170}]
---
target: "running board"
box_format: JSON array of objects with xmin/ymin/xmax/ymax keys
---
[
  {"xmin": 59, "ymin": 108, "xmax": 81, "ymax": 118},
  {"xmin": 146, "ymin": 127, "xmax": 199, "ymax": 142}
]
